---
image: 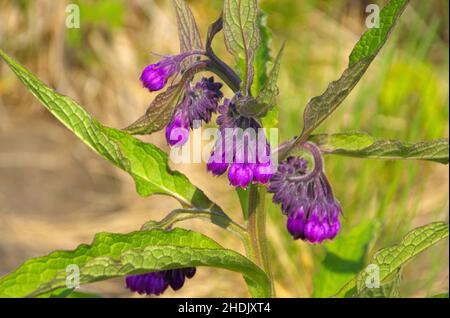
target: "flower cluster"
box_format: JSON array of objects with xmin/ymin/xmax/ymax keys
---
[
  {"xmin": 140, "ymin": 53, "xmax": 224, "ymax": 147},
  {"xmin": 268, "ymin": 142, "xmax": 342, "ymax": 243},
  {"xmin": 165, "ymin": 76, "xmax": 223, "ymax": 146},
  {"xmin": 206, "ymin": 98, "xmax": 273, "ymax": 188},
  {"xmin": 125, "ymin": 268, "xmax": 196, "ymax": 296}
]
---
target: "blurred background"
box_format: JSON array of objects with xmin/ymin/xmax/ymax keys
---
[{"xmin": 0, "ymin": 0, "xmax": 448, "ymax": 297}]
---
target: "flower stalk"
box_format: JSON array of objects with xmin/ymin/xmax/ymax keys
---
[{"xmin": 246, "ymin": 184, "xmax": 274, "ymax": 296}]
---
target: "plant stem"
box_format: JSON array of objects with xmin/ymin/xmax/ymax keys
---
[
  {"xmin": 247, "ymin": 185, "xmax": 262, "ymax": 266},
  {"xmin": 246, "ymin": 184, "xmax": 275, "ymax": 296},
  {"xmin": 205, "ymin": 58, "xmax": 241, "ymax": 93},
  {"xmin": 141, "ymin": 208, "xmax": 248, "ymax": 242}
]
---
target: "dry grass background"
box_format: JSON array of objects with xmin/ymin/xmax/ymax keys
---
[{"xmin": 0, "ymin": 0, "xmax": 448, "ymax": 297}]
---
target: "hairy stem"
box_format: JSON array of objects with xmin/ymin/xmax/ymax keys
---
[
  {"xmin": 141, "ymin": 208, "xmax": 248, "ymax": 241},
  {"xmin": 205, "ymin": 14, "xmax": 241, "ymax": 92},
  {"xmin": 247, "ymin": 184, "xmax": 274, "ymax": 296},
  {"xmin": 142, "ymin": 208, "xmax": 259, "ymax": 279},
  {"xmin": 204, "ymin": 13, "xmax": 273, "ymax": 296},
  {"xmin": 247, "ymin": 185, "xmax": 262, "ymax": 266},
  {"xmin": 205, "ymin": 58, "xmax": 241, "ymax": 93}
]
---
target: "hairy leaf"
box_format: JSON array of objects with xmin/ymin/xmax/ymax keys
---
[
  {"xmin": 235, "ymin": 28, "xmax": 282, "ymax": 119},
  {"xmin": 223, "ymin": 0, "xmax": 260, "ymax": 94},
  {"xmin": 0, "ymin": 229, "xmax": 270, "ymax": 298},
  {"xmin": 312, "ymin": 221, "xmax": 375, "ymax": 298},
  {"xmin": 294, "ymin": 0, "xmax": 409, "ymax": 147},
  {"xmin": 257, "ymin": 42, "xmax": 284, "ymax": 109},
  {"xmin": 357, "ymin": 269, "xmax": 402, "ymax": 298},
  {"xmin": 311, "ymin": 132, "xmax": 449, "ymax": 164},
  {"xmin": 335, "ymin": 222, "xmax": 449, "ymax": 297},
  {"xmin": 172, "ymin": 0, "xmax": 203, "ymax": 69},
  {"xmin": 123, "ymin": 63, "xmax": 206, "ymax": 135},
  {"xmin": 0, "ymin": 49, "xmax": 221, "ymax": 211},
  {"xmin": 252, "ymin": 10, "xmax": 271, "ymax": 96}
]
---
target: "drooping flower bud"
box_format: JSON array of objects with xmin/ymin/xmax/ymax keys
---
[
  {"xmin": 126, "ymin": 267, "xmax": 196, "ymax": 296},
  {"xmin": 140, "ymin": 52, "xmax": 204, "ymax": 92},
  {"xmin": 140, "ymin": 57, "xmax": 179, "ymax": 92},
  {"xmin": 207, "ymin": 151, "xmax": 229, "ymax": 176},
  {"xmin": 268, "ymin": 142, "xmax": 342, "ymax": 243},
  {"xmin": 165, "ymin": 110, "xmax": 190, "ymax": 147},
  {"xmin": 252, "ymin": 161, "xmax": 273, "ymax": 184},
  {"xmin": 125, "ymin": 272, "xmax": 168, "ymax": 296},
  {"xmin": 228, "ymin": 163, "xmax": 254, "ymax": 188},
  {"xmin": 208, "ymin": 98, "xmax": 274, "ymax": 187}
]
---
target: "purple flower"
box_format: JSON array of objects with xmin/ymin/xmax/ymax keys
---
[
  {"xmin": 268, "ymin": 142, "xmax": 342, "ymax": 243},
  {"xmin": 207, "ymin": 98, "xmax": 274, "ymax": 187},
  {"xmin": 140, "ymin": 52, "xmax": 204, "ymax": 92},
  {"xmin": 140, "ymin": 57, "xmax": 179, "ymax": 92},
  {"xmin": 228, "ymin": 163, "xmax": 254, "ymax": 188},
  {"xmin": 207, "ymin": 151, "xmax": 229, "ymax": 176},
  {"xmin": 165, "ymin": 110, "xmax": 190, "ymax": 147},
  {"xmin": 185, "ymin": 77, "xmax": 223, "ymax": 124},
  {"xmin": 126, "ymin": 267, "xmax": 196, "ymax": 296},
  {"xmin": 165, "ymin": 77, "xmax": 223, "ymax": 148},
  {"xmin": 252, "ymin": 161, "xmax": 273, "ymax": 184}
]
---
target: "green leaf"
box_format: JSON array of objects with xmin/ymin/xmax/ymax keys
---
[
  {"xmin": 312, "ymin": 221, "xmax": 375, "ymax": 298},
  {"xmin": 334, "ymin": 222, "xmax": 449, "ymax": 297},
  {"xmin": 223, "ymin": 0, "xmax": 260, "ymax": 94},
  {"xmin": 349, "ymin": 0, "xmax": 408, "ymax": 67},
  {"xmin": 260, "ymin": 107, "xmax": 278, "ymax": 129},
  {"xmin": 257, "ymin": 42, "xmax": 285, "ymax": 109},
  {"xmin": 236, "ymin": 187, "xmax": 250, "ymax": 220},
  {"xmin": 0, "ymin": 49, "xmax": 221, "ymax": 211},
  {"xmin": 236, "ymin": 39, "xmax": 282, "ymax": 116},
  {"xmin": 65, "ymin": 291, "xmax": 101, "ymax": 298},
  {"xmin": 358, "ymin": 269, "xmax": 402, "ymax": 298},
  {"xmin": 123, "ymin": 63, "xmax": 206, "ymax": 135},
  {"xmin": 252, "ymin": 10, "xmax": 271, "ymax": 96},
  {"xmin": 0, "ymin": 228, "xmax": 271, "ymax": 298},
  {"xmin": 49, "ymin": 289, "xmax": 101, "ymax": 298},
  {"xmin": 431, "ymin": 292, "xmax": 449, "ymax": 298},
  {"xmin": 172, "ymin": 0, "xmax": 203, "ymax": 69},
  {"xmin": 311, "ymin": 132, "xmax": 449, "ymax": 164},
  {"xmin": 294, "ymin": 0, "xmax": 409, "ymax": 146}
]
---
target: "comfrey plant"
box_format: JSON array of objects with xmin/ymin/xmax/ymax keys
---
[{"xmin": 0, "ymin": 0, "xmax": 448, "ymax": 298}]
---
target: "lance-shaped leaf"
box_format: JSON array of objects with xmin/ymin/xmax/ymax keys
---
[
  {"xmin": 252, "ymin": 10, "xmax": 271, "ymax": 96},
  {"xmin": 123, "ymin": 62, "xmax": 206, "ymax": 135},
  {"xmin": 334, "ymin": 222, "xmax": 449, "ymax": 298},
  {"xmin": 0, "ymin": 228, "xmax": 271, "ymax": 298},
  {"xmin": 357, "ymin": 269, "xmax": 402, "ymax": 298},
  {"xmin": 256, "ymin": 42, "xmax": 284, "ymax": 109},
  {"xmin": 172, "ymin": 0, "xmax": 203, "ymax": 69},
  {"xmin": 310, "ymin": 132, "xmax": 449, "ymax": 164},
  {"xmin": 0, "ymin": 49, "xmax": 221, "ymax": 211},
  {"xmin": 294, "ymin": 0, "xmax": 409, "ymax": 147},
  {"xmin": 236, "ymin": 43, "xmax": 285, "ymax": 118},
  {"xmin": 223, "ymin": 0, "xmax": 260, "ymax": 94},
  {"xmin": 227, "ymin": 9, "xmax": 271, "ymax": 96}
]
